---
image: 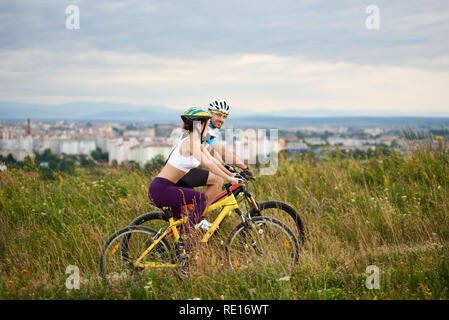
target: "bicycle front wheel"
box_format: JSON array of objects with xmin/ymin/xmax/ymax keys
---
[
  {"xmin": 224, "ymin": 216, "xmax": 300, "ymax": 274},
  {"xmin": 248, "ymin": 200, "xmax": 305, "ymax": 245},
  {"xmin": 99, "ymin": 225, "xmax": 174, "ymax": 284}
]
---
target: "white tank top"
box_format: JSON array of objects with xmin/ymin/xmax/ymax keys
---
[{"xmin": 166, "ymin": 135, "xmax": 200, "ymax": 172}]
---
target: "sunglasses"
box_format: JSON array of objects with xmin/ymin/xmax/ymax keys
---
[{"xmin": 211, "ymin": 110, "xmax": 228, "ymax": 119}]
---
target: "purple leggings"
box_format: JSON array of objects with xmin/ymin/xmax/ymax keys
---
[{"xmin": 148, "ymin": 177, "xmax": 208, "ymax": 234}]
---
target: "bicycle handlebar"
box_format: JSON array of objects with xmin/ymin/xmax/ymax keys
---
[{"xmin": 224, "ymin": 164, "xmax": 255, "ymax": 181}]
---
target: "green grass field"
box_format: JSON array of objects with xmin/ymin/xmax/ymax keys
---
[{"xmin": 1, "ymin": 142, "xmax": 448, "ymax": 300}]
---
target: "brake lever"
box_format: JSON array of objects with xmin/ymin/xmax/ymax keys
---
[{"xmin": 234, "ymin": 173, "xmax": 244, "ymax": 180}]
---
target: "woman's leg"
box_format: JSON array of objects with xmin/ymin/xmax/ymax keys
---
[
  {"xmin": 176, "ymin": 187, "xmax": 208, "ymax": 232},
  {"xmin": 149, "ymin": 177, "xmax": 208, "ymax": 233}
]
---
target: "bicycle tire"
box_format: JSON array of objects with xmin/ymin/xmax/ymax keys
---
[
  {"xmin": 129, "ymin": 211, "xmax": 169, "ymax": 225},
  {"xmin": 248, "ymin": 200, "xmax": 305, "ymax": 245},
  {"xmin": 224, "ymin": 216, "xmax": 300, "ymax": 273},
  {"xmin": 99, "ymin": 225, "xmax": 174, "ymax": 282}
]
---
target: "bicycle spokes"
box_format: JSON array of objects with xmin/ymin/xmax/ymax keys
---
[
  {"xmin": 100, "ymin": 226, "xmax": 174, "ymax": 284},
  {"xmin": 226, "ymin": 217, "xmax": 299, "ymax": 274}
]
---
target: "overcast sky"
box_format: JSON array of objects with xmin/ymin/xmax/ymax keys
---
[{"xmin": 0, "ymin": 0, "xmax": 448, "ymax": 115}]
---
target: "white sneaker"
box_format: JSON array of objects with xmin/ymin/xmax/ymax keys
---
[{"xmin": 194, "ymin": 219, "xmax": 213, "ymax": 231}]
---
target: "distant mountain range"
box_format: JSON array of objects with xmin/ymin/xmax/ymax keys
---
[
  {"xmin": 1, "ymin": 101, "xmax": 449, "ymax": 128},
  {"xmin": 0, "ymin": 101, "xmax": 179, "ymax": 123}
]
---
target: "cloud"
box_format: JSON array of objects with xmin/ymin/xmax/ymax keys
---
[
  {"xmin": 1, "ymin": 1, "xmax": 448, "ymax": 116},
  {"xmin": 1, "ymin": 48, "xmax": 448, "ymax": 115},
  {"xmin": 1, "ymin": 0, "xmax": 448, "ymax": 67}
]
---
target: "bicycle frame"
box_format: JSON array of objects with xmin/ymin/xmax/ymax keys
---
[{"xmin": 134, "ymin": 192, "xmax": 239, "ymax": 269}]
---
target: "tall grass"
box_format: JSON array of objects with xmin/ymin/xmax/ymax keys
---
[{"xmin": 1, "ymin": 142, "xmax": 448, "ymax": 299}]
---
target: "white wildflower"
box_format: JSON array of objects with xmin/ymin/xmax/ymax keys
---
[{"xmin": 278, "ymin": 276, "xmax": 291, "ymax": 282}]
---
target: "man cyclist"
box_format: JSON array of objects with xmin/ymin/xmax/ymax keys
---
[{"xmin": 175, "ymin": 99, "xmax": 254, "ymax": 208}]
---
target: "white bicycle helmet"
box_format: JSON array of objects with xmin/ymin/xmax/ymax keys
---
[{"xmin": 208, "ymin": 99, "xmax": 231, "ymax": 115}]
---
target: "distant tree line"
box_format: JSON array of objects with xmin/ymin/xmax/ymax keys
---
[
  {"xmin": 279, "ymin": 143, "xmax": 393, "ymax": 161},
  {"xmin": 401, "ymin": 128, "xmax": 449, "ymax": 140},
  {"xmin": 0, "ymin": 148, "xmax": 166, "ymax": 179},
  {"xmin": 0, "ymin": 148, "xmax": 109, "ymax": 179},
  {"xmin": 111, "ymin": 154, "xmax": 165, "ymax": 175}
]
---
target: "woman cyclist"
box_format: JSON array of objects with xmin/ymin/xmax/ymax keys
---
[{"xmin": 148, "ymin": 107, "xmax": 239, "ymax": 243}]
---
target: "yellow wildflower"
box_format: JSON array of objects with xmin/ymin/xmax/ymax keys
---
[
  {"xmin": 58, "ymin": 175, "xmax": 64, "ymax": 192},
  {"xmin": 420, "ymin": 283, "xmax": 432, "ymax": 299}
]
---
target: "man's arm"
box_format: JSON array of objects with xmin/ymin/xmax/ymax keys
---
[
  {"xmin": 198, "ymin": 144, "xmax": 236, "ymax": 182},
  {"xmin": 208, "ymin": 145, "xmax": 225, "ymax": 165},
  {"xmin": 211, "ymin": 141, "xmax": 247, "ymax": 170}
]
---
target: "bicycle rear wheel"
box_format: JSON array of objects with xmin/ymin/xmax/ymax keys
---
[
  {"xmin": 224, "ymin": 216, "xmax": 300, "ymax": 274},
  {"xmin": 99, "ymin": 225, "xmax": 174, "ymax": 284}
]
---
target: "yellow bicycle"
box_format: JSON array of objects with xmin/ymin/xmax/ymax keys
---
[
  {"xmin": 99, "ymin": 173, "xmax": 301, "ymax": 281},
  {"xmin": 128, "ymin": 165, "xmax": 306, "ymax": 245}
]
